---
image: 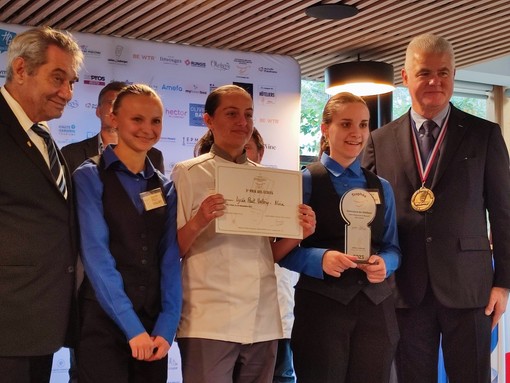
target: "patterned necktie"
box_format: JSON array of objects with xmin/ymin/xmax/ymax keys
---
[
  {"xmin": 419, "ymin": 120, "xmax": 438, "ymax": 166},
  {"xmin": 31, "ymin": 124, "xmax": 68, "ymax": 199}
]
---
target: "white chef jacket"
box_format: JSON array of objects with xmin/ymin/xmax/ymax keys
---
[{"xmin": 172, "ymin": 149, "xmax": 282, "ymax": 344}]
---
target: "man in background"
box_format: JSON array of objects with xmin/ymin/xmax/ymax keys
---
[
  {"xmin": 0, "ymin": 26, "xmax": 83, "ymax": 383},
  {"xmin": 62, "ymin": 81, "xmax": 165, "ymax": 174},
  {"xmin": 362, "ymin": 33, "xmax": 510, "ymax": 383}
]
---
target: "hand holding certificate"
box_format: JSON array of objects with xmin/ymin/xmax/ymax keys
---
[{"xmin": 215, "ymin": 164, "xmax": 303, "ymax": 239}]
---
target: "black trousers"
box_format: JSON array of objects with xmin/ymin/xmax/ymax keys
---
[
  {"xmin": 395, "ymin": 286, "xmax": 492, "ymax": 383},
  {"xmin": 291, "ymin": 289, "xmax": 399, "ymax": 383},
  {"xmin": 77, "ymin": 299, "xmax": 167, "ymax": 383},
  {"xmin": 0, "ymin": 354, "xmax": 53, "ymax": 383}
]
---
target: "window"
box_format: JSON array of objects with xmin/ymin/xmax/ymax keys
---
[{"xmin": 300, "ymin": 80, "xmax": 489, "ymax": 159}]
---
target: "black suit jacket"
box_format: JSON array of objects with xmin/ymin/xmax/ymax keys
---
[
  {"xmin": 362, "ymin": 104, "xmax": 510, "ymax": 309},
  {"xmin": 0, "ymin": 93, "xmax": 78, "ymax": 356},
  {"xmin": 61, "ymin": 134, "xmax": 165, "ymax": 174}
]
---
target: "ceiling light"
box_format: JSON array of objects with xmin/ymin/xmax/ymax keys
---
[
  {"xmin": 305, "ymin": 3, "xmax": 359, "ymax": 20},
  {"xmin": 324, "ymin": 61, "xmax": 395, "ymax": 97}
]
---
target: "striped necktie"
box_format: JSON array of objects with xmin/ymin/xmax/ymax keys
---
[{"xmin": 31, "ymin": 124, "xmax": 68, "ymax": 199}]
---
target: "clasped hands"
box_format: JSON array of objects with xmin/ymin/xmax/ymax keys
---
[
  {"xmin": 323, "ymin": 251, "xmax": 386, "ymax": 283},
  {"xmin": 128, "ymin": 332, "xmax": 170, "ymax": 362}
]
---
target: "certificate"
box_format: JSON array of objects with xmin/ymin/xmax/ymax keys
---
[{"xmin": 215, "ymin": 164, "xmax": 303, "ymax": 239}]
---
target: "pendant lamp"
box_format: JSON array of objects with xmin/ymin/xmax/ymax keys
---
[{"xmin": 324, "ymin": 60, "xmax": 395, "ymax": 96}]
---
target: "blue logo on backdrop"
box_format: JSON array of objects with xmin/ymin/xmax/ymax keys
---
[
  {"xmin": 0, "ymin": 29, "xmax": 16, "ymax": 53},
  {"xmin": 67, "ymin": 100, "xmax": 79, "ymax": 109},
  {"xmin": 189, "ymin": 104, "xmax": 205, "ymax": 127}
]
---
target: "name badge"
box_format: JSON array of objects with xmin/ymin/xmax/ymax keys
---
[{"xmin": 140, "ymin": 188, "xmax": 167, "ymax": 211}]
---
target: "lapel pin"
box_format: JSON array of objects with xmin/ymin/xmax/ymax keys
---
[{"xmin": 27, "ymin": 141, "xmax": 32, "ymax": 147}]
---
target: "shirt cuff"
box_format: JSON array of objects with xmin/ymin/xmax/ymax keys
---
[{"xmin": 118, "ymin": 310, "xmax": 146, "ymax": 341}]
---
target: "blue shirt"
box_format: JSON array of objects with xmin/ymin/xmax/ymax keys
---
[
  {"xmin": 73, "ymin": 145, "xmax": 182, "ymax": 343},
  {"xmin": 279, "ymin": 153, "xmax": 401, "ymax": 279}
]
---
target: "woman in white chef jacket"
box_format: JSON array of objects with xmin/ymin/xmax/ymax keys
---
[{"xmin": 171, "ymin": 84, "xmax": 315, "ymax": 383}]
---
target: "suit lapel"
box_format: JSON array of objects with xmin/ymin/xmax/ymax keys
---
[
  {"xmin": 0, "ymin": 95, "xmax": 60, "ymax": 188},
  {"xmin": 0, "ymin": 94, "xmax": 69, "ymax": 201},
  {"xmin": 393, "ymin": 113, "xmax": 421, "ymax": 190},
  {"xmin": 431, "ymin": 106, "xmax": 468, "ymax": 188}
]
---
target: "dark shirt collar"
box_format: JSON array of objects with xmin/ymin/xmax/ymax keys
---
[{"xmin": 210, "ymin": 143, "xmax": 247, "ymax": 164}]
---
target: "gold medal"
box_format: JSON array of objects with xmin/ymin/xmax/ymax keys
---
[{"xmin": 411, "ymin": 187, "xmax": 435, "ymax": 212}]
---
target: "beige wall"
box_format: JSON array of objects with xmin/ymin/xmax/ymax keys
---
[
  {"xmin": 502, "ymin": 88, "xmax": 510, "ymax": 147},
  {"xmin": 487, "ymin": 86, "xmax": 510, "ymax": 149}
]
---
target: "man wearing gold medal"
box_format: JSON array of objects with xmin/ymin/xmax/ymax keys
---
[{"xmin": 362, "ymin": 33, "xmax": 510, "ymax": 383}]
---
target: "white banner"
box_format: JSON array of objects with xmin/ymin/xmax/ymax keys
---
[
  {"xmin": 0, "ymin": 22, "xmax": 301, "ymax": 176},
  {"xmin": 0, "ymin": 22, "xmax": 301, "ymax": 383}
]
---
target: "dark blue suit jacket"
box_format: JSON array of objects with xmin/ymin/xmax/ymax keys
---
[
  {"xmin": 0, "ymin": 92, "xmax": 78, "ymax": 355},
  {"xmin": 362, "ymin": 104, "xmax": 510, "ymax": 309}
]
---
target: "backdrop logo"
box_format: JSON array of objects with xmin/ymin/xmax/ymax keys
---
[
  {"xmin": 184, "ymin": 84, "xmax": 207, "ymax": 95},
  {"xmin": 160, "ymin": 56, "xmax": 182, "ymax": 65},
  {"xmin": 0, "ymin": 29, "xmax": 16, "ymax": 53},
  {"xmin": 184, "ymin": 59, "xmax": 206, "ymax": 68},
  {"xmin": 107, "ymin": 45, "xmax": 128, "ymax": 65},
  {"xmin": 83, "ymin": 74, "xmax": 106, "ymax": 86},
  {"xmin": 80, "ymin": 44, "xmax": 101, "ymax": 58},
  {"xmin": 55, "ymin": 358, "xmax": 66, "ymax": 369},
  {"xmin": 159, "ymin": 136, "xmax": 177, "ymax": 143},
  {"xmin": 259, "ymin": 117, "xmax": 279, "ymax": 125},
  {"xmin": 67, "ymin": 100, "xmax": 79, "ymax": 109},
  {"xmin": 189, "ymin": 104, "xmax": 205, "ymax": 127},
  {"xmin": 165, "ymin": 108, "xmax": 187, "ymax": 119},
  {"xmin": 132, "ymin": 53, "xmax": 155, "ymax": 61},
  {"xmin": 168, "ymin": 357, "xmax": 179, "ymax": 369},
  {"xmin": 210, "ymin": 60, "xmax": 230, "ymax": 71},
  {"xmin": 58, "ymin": 124, "xmax": 77, "ymax": 136},
  {"xmin": 264, "ymin": 143, "xmax": 277, "ymax": 151},
  {"xmin": 0, "ymin": 69, "xmax": 6, "ymax": 78},
  {"xmin": 258, "ymin": 66, "xmax": 278, "ymax": 74},
  {"xmin": 85, "ymin": 102, "xmax": 98, "ymax": 109},
  {"xmin": 234, "ymin": 58, "xmax": 252, "ymax": 78},
  {"xmin": 258, "ymin": 85, "xmax": 277, "ymax": 104},
  {"xmin": 161, "ymin": 84, "xmax": 183, "ymax": 92},
  {"xmin": 182, "ymin": 136, "xmax": 199, "ymax": 147}
]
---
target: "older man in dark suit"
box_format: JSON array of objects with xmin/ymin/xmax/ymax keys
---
[
  {"xmin": 61, "ymin": 81, "xmax": 165, "ymax": 174},
  {"xmin": 0, "ymin": 27, "xmax": 83, "ymax": 383},
  {"xmin": 362, "ymin": 33, "xmax": 510, "ymax": 383}
]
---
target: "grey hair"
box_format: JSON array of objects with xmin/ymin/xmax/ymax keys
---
[
  {"xmin": 6, "ymin": 26, "xmax": 83, "ymax": 82},
  {"xmin": 405, "ymin": 33, "xmax": 455, "ymax": 71}
]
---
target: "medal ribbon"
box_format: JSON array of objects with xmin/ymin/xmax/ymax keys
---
[{"xmin": 411, "ymin": 110, "xmax": 450, "ymax": 185}]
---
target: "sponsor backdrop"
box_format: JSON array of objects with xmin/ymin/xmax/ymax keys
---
[
  {"xmin": 0, "ymin": 22, "xmax": 301, "ymax": 175},
  {"xmin": 0, "ymin": 22, "xmax": 301, "ymax": 383}
]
